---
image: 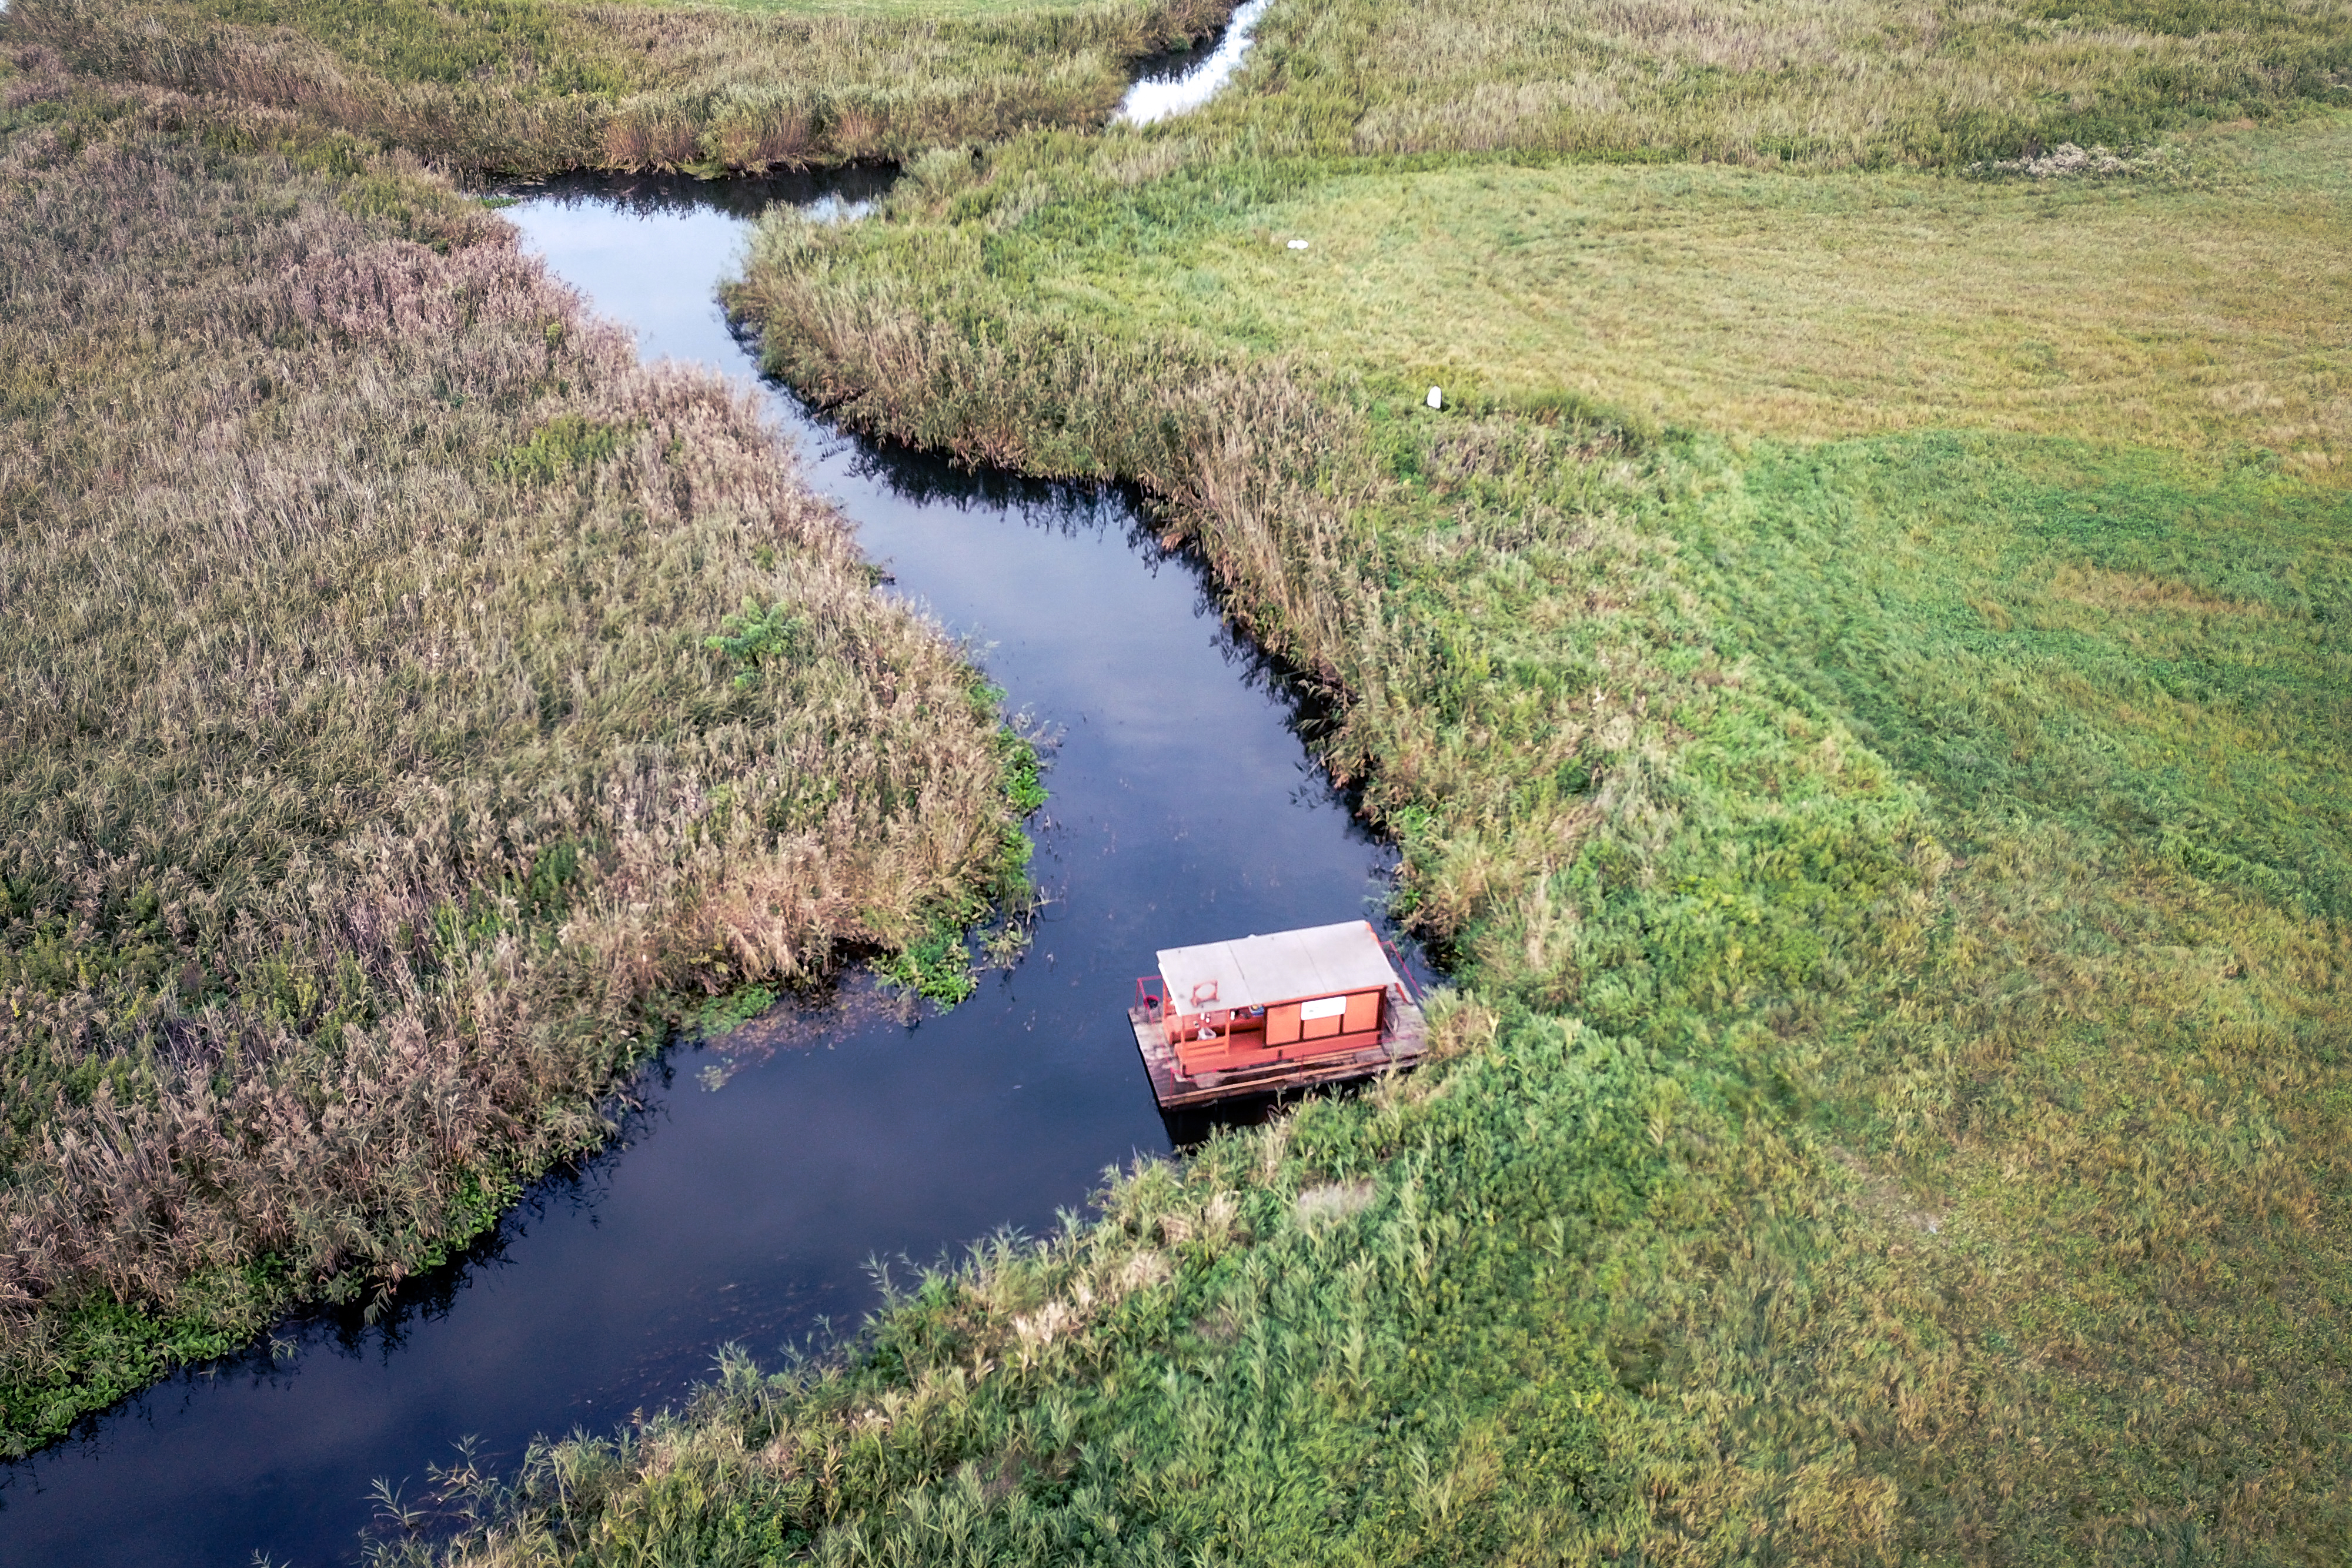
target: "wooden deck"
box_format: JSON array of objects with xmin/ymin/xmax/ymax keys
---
[{"xmin": 1130, "ymin": 990, "xmax": 1429, "ymax": 1110}]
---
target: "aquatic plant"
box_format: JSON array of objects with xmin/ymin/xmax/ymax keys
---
[{"xmin": 706, "ymin": 596, "xmax": 806, "ymax": 688}]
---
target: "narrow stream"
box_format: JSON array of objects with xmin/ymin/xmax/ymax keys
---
[
  {"xmin": 1117, "ymin": 0, "xmax": 1271, "ymax": 124},
  {"xmin": 0, "ymin": 169, "xmax": 1419, "ymax": 1564}
]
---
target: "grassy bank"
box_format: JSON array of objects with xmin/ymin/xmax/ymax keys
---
[
  {"xmin": 5, "ymin": 0, "xmax": 1235, "ymax": 174},
  {"xmin": 359, "ymin": 2, "xmax": 2352, "ymax": 1557},
  {"xmin": 0, "ymin": 76, "xmax": 1034, "ymax": 1452},
  {"xmin": 390, "ymin": 397, "xmax": 2352, "ymax": 1557}
]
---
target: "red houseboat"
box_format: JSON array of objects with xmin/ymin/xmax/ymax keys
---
[{"xmin": 1129, "ymin": 920, "xmax": 1428, "ymax": 1109}]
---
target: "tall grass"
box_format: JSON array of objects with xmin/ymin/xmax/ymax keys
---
[
  {"xmin": 1225, "ymin": 0, "xmax": 2352, "ymax": 165},
  {"xmin": 5, "ymin": 0, "xmax": 1238, "ymax": 173},
  {"xmin": 0, "ymin": 79, "xmax": 1028, "ymax": 1451}
]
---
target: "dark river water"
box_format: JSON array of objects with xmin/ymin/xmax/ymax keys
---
[{"xmin": 0, "ymin": 169, "xmax": 1416, "ymax": 1564}]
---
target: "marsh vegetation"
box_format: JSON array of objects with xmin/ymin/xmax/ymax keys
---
[
  {"xmin": 0, "ymin": 75, "xmax": 1029, "ymax": 1452},
  {"xmin": 8, "ymin": 0, "xmax": 1237, "ymax": 172}
]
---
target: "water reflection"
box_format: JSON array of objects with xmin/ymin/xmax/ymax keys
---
[{"xmin": 505, "ymin": 164, "xmax": 895, "ymax": 222}]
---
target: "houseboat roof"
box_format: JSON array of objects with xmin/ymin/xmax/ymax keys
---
[{"xmin": 1157, "ymin": 920, "xmax": 1398, "ymax": 1012}]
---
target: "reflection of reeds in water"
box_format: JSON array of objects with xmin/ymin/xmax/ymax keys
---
[{"xmin": 0, "ymin": 105, "xmax": 1025, "ymax": 1451}]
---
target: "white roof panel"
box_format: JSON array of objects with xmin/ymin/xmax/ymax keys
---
[{"xmin": 1157, "ymin": 921, "xmax": 1396, "ymax": 1011}]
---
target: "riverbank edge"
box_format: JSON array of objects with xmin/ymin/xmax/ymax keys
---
[{"xmin": 0, "ymin": 78, "xmax": 1047, "ymax": 1456}]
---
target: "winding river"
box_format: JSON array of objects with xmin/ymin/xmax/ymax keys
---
[{"xmin": 0, "ymin": 121, "xmax": 1409, "ymax": 1568}]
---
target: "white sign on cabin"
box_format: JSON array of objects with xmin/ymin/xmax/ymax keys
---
[{"xmin": 1299, "ymin": 996, "xmax": 1349, "ymax": 1021}]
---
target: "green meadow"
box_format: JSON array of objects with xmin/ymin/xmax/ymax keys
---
[{"xmin": 1041, "ymin": 133, "xmax": 2351, "ymax": 460}]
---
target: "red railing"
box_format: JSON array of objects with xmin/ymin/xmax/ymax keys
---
[
  {"xmin": 1134, "ymin": 974, "xmax": 1167, "ymax": 1022},
  {"xmin": 1375, "ymin": 932, "xmax": 1424, "ymax": 1005}
]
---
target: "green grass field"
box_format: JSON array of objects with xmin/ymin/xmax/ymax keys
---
[{"xmin": 1036, "ymin": 125, "xmax": 2350, "ymax": 463}]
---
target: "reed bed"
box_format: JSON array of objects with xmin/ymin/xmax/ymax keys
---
[
  {"xmin": 5, "ymin": 0, "xmax": 1237, "ymax": 173},
  {"xmin": 0, "ymin": 85, "xmax": 1025, "ymax": 1450}
]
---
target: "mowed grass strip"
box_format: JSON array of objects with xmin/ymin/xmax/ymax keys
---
[
  {"xmin": 1702, "ymin": 432, "xmax": 2352, "ymax": 919},
  {"xmin": 1028, "ymin": 116, "xmax": 2352, "ymax": 464},
  {"xmin": 0, "ymin": 87, "xmax": 1024, "ymax": 1452}
]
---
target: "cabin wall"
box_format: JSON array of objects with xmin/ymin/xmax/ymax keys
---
[{"xmin": 1169, "ymin": 987, "xmax": 1387, "ymax": 1076}]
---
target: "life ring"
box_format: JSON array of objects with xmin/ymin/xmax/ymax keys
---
[{"xmin": 1189, "ymin": 979, "xmax": 1220, "ymax": 1007}]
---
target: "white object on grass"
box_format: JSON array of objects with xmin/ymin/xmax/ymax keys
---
[
  {"xmin": 1426, "ymin": 386, "xmax": 1444, "ymax": 410},
  {"xmin": 1287, "ymin": 238, "xmax": 1309, "ymax": 250}
]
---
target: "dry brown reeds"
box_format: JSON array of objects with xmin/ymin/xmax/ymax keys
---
[{"xmin": 0, "ymin": 102, "xmax": 1020, "ymax": 1449}]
